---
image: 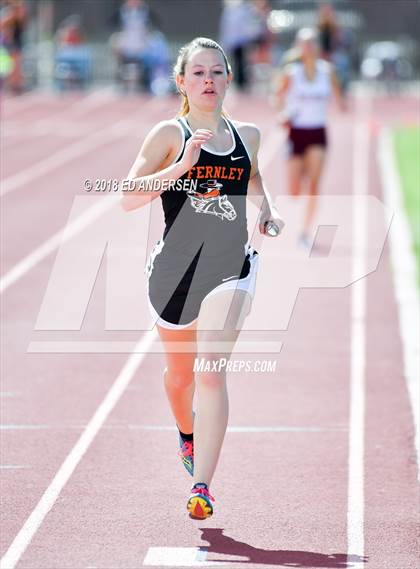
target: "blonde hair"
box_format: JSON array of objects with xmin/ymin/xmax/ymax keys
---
[
  {"xmin": 296, "ymin": 27, "xmax": 319, "ymax": 45},
  {"xmin": 173, "ymin": 37, "xmax": 232, "ymax": 117},
  {"xmin": 281, "ymin": 28, "xmax": 318, "ymax": 65}
]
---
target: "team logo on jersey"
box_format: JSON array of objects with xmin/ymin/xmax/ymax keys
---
[{"xmin": 187, "ymin": 179, "xmax": 237, "ymax": 221}]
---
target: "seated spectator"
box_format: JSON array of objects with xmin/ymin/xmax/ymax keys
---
[
  {"xmin": 112, "ymin": 0, "xmax": 159, "ymax": 92},
  {"xmin": 0, "ymin": 0, "xmax": 27, "ymax": 94},
  {"xmin": 55, "ymin": 14, "xmax": 92, "ymax": 90}
]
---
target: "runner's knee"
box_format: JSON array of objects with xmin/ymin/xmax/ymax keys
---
[
  {"xmin": 289, "ymin": 181, "xmax": 301, "ymax": 196},
  {"xmin": 165, "ymin": 367, "xmax": 194, "ymax": 389},
  {"xmin": 308, "ymin": 182, "xmax": 319, "ymax": 195},
  {"xmin": 196, "ymin": 366, "xmax": 226, "ymax": 390}
]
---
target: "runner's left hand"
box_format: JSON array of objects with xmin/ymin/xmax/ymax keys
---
[{"xmin": 258, "ymin": 205, "xmax": 285, "ymax": 236}]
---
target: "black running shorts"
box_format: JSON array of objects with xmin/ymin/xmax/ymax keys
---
[{"xmin": 146, "ymin": 243, "xmax": 259, "ymax": 329}]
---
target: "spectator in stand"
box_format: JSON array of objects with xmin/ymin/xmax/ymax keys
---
[
  {"xmin": 0, "ymin": 0, "xmax": 27, "ymax": 94},
  {"xmin": 141, "ymin": 25, "xmax": 171, "ymax": 95},
  {"xmin": 55, "ymin": 14, "xmax": 91, "ymax": 90},
  {"xmin": 331, "ymin": 26, "xmax": 355, "ymax": 98},
  {"xmin": 248, "ymin": 0, "xmax": 272, "ymax": 65},
  {"xmin": 317, "ymin": 2, "xmax": 338, "ymax": 62},
  {"xmin": 219, "ymin": 0, "xmax": 259, "ymax": 90},
  {"xmin": 318, "ymin": 2, "xmax": 355, "ymax": 97},
  {"xmin": 112, "ymin": 0, "xmax": 159, "ymax": 92},
  {"xmin": 56, "ymin": 14, "xmax": 83, "ymax": 46}
]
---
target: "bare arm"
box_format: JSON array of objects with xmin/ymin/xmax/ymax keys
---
[
  {"xmin": 273, "ymin": 68, "xmax": 293, "ymax": 128},
  {"xmin": 274, "ymin": 70, "xmax": 291, "ymax": 111},
  {"xmin": 120, "ymin": 120, "xmax": 213, "ymax": 212},
  {"xmin": 239, "ymin": 124, "xmax": 284, "ymax": 235}
]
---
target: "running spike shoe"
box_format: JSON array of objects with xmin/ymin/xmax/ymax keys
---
[
  {"xmin": 178, "ymin": 412, "xmax": 195, "ymax": 476},
  {"xmin": 187, "ymin": 484, "xmax": 215, "ymax": 520},
  {"xmin": 178, "ymin": 436, "xmax": 194, "ymax": 476}
]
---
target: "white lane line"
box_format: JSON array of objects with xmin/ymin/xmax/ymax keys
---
[
  {"xmin": 0, "ymin": 92, "xmax": 48, "ymax": 117},
  {"xmin": 1, "ymin": 425, "xmax": 51, "ymax": 430},
  {"xmin": 378, "ymin": 128, "xmax": 420, "ymax": 479},
  {"xmin": 0, "ymin": 123, "xmax": 123, "ymax": 196},
  {"xmin": 2, "ymin": 122, "xmax": 97, "ymax": 141},
  {"xmin": 1, "ymin": 89, "xmax": 112, "ymax": 118},
  {"xmin": 60, "ymin": 88, "xmax": 117, "ymax": 118},
  {"xmin": 0, "ymin": 111, "xmax": 276, "ymax": 295},
  {"xmin": 0, "ymin": 96, "xmax": 167, "ymax": 294},
  {"xmin": 155, "ymin": 425, "xmax": 341, "ymax": 432},
  {"xmin": 0, "ymin": 330, "xmax": 156, "ymax": 569},
  {"xmin": 0, "ymin": 465, "xmax": 29, "ymax": 470},
  {"xmin": 0, "ymin": 97, "xmax": 157, "ymax": 197},
  {"xmin": 0, "ymin": 195, "xmax": 118, "ymax": 294},
  {"xmin": 0, "ymin": 424, "xmax": 347, "ymax": 433},
  {"xmin": 143, "ymin": 547, "xmax": 232, "ymax": 567},
  {"xmin": 3, "ymin": 89, "xmax": 115, "ymax": 126},
  {"xmin": 131, "ymin": 425, "xmax": 346, "ymax": 432},
  {"xmin": 1, "ymin": 89, "xmax": 118, "ymax": 147},
  {"xmin": 347, "ymin": 88, "xmax": 370, "ymax": 567},
  {"xmin": 27, "ymin": 340, "xmax": 282, "ymax": 353}
]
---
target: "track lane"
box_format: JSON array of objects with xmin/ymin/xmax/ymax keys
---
[
  {"xmin": 0, "ymin": 95, "xmax": 275, "ymax": 563},
  {"xmin": 1, "ymin": 90, "xmax": 418, "ymax": 568},
  {"xmin": 362, "ymin": 106, "xmax": 419, "ymax": 569},
  {"xmin": 3, "ymin": 100, "xmax": 353, "ymax": 568}
]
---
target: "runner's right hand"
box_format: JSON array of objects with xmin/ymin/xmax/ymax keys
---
[{"xmin": 180, "ymin": 129, "xmax": 213, "ymax": 171}]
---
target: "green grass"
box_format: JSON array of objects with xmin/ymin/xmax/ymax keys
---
[{"xmin": 393, "ymin": 126, "xmax": 420, "ymax": 284}]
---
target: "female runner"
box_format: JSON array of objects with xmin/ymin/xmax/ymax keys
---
[
  {"xmin": 120, "ymin": 37, "xmax": 281, "ymax": 519},
  {"xmin": 276, "ymin": 28, "xmax": 344, "ymax": 248}
]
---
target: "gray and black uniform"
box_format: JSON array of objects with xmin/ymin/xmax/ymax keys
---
[
  {"xmin": 146, "ymin": 116, "xmax": 259, "ymax": 329},
  {"xmin": 147, "ymin": 118, "xmax": 258, "ymax": 328}
]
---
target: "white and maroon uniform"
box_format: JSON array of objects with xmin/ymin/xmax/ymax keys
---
[{"xmin": 285, "ymin": 59, "xmax": 331, "ymax": 156}]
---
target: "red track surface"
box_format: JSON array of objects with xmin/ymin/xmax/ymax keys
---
[{"xmin": 1, "ymin": 88, "xmax": 418, "ymax": 569}]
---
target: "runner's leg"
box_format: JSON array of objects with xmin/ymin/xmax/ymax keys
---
[
  {"xmin": 192, "ymin": 289, "xmax": 252, "ymax": 486},
  {"xmin": 288, "ymin": 155, "xmax": 304, "ymax": 197},
  {"xmin": 302, "ymin": 145, "xmax": 326, "ymax": 234},
  {"xmin": 157, "ymin": 322, "xmax": 197, "ymax": 435}
]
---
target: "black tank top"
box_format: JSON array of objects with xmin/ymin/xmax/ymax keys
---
[{"xmin": 160, "ymin": 117, "xmax": 252, "ymax": 260}]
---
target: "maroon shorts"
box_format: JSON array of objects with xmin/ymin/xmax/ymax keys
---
[{"xmin": 287, "ymin": 127, "xmax": 327, "ymax": 157}]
